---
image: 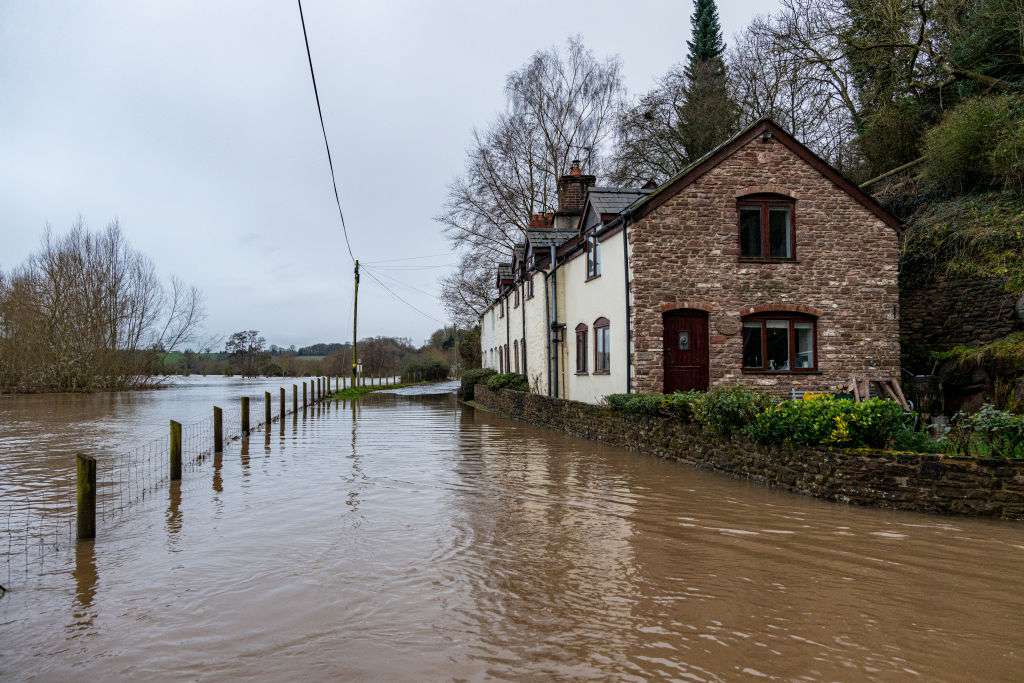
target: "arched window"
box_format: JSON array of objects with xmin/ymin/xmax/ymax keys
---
[
  {"xmin": 513, "ymin": 340, "xmax": 520, "ymax": 373},
  {"xmin": 575, "ymin": 323, "xmax": 588, "ymax": 374},
  {"xmin": 498, "ymin": 346, "xmax": 503, "ymax": 372},
  {"xmin": 738, "ymin": 194, "xmax": 795, "ymax": 260},
  {"xmin": 741, "ymin": 313, "xmax": 817, "ymax": 372},
  {"xmin": 504, "ymin": 344, "xmax": 510, "ymax": 373},
  {"xmin": 593, "ymin": 317, "xmax": 610, "ymax": 374}
]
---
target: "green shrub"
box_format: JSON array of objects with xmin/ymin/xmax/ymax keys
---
[
  {"xmin": 609, "ymin": 393, "xmax": 664, "ymax": 416},
  {"xmin": 460, "ymin": 367, "xmax": 496, "ymax": 400},
  {"xmin": 604, "ymin": 393, "xmax": 632, "ymax": 411},
  {"xmin": 891, "ymin": 427, "xmax": 947, "ymax": 454},
  {"xmin": 748, "ymin": 397, "xmax": 848, "ymax": 446},
  {"xmin": 922, "ymin": 94, "xmax": 1024, "ymax": 193},
  {"xmin": 483, "ymin": 372, "xmax": 530, "ymax": 392},
  {"xmin": 661, "ymin": 391, "xmax": 702, "ymax": 421},
  {"xmin": 950, "ymin": 404, "xmax": 1024, "ymax": 458},
  {"xmin": 604, "ymin": 390, "xmax": 703, "ymax": 420},
  {"xmin": 747, "ymin": 397, "xmax": 910, "ymax": 449},
  {"xmin": 692, "ymin": 386, "xmax": 775, "ymax": 438},
  {"xmin": 845, "ymin": 399, "xmax": 912, "ymax": 448}
]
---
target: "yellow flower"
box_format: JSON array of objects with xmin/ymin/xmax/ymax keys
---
[{"xmin": 826, "ymin": 415, "xmax": 851, "ymax": 445}]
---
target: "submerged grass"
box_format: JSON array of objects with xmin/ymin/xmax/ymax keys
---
[{"xmin": 330, "ymin": 381, "xmax": 422, "ymax": 400}]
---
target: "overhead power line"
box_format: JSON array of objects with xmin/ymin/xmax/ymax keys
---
[
  {"xmin": 296, "ymin": 0, "xmax": 355, "ymax": 263},
  {"xmin": 361, "ymin": 264, "xmax": 439, "ymax": 299},
  {"xmin": 363, "ymin": 252, "xmax": 453, "ymax": 264},
  {"xmin": 369, "ymin": 263, "xmax": 456, "ymax": 271},
  {"xmin": 362, "ymin": 267, "xmax": 445, "ymax": 324}
]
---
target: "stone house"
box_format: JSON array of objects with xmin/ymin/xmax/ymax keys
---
[{"xmin": 480, "ymin": 117, "xmax": 901, "ymax": 404}]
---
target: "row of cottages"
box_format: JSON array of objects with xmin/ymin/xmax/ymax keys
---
[{"xmin": 479, "ymin": 118, "xmax": 902, "ymax": 404}]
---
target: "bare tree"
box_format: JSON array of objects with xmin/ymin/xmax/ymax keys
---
[
  {"xmin": 609, "ymin": 69, "xmax": 691, "ymax": 185},
  {"xmin": 439, "ymin": 252, "xmax": 495, "ymax": 327},
  {"xmin": 0, "ymin": 219, "xmax": 205, "ymax": 391},
  {"xmin": 437, "ymin": 37, "xmax": 623, "ymax": 323},
  {"xmin": 728, "ymin": 15, "xmax": 858, "ymax": 165}
]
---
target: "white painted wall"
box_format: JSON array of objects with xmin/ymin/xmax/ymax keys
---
[
  {"xmin": 560, "ymin": 230, "xmax": 629, "ymax": 404},
  {"xmin": 522, "ymin": 271, "xmax": 549, "ymax": 395},
  {"xmin": 480, "ymin": 303, "xmax": 497, "ymax": 370}
]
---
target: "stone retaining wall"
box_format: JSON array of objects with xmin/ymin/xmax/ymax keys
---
[{"xmin": 474, "ymin": 385, "xmax": 1024, "ymax": 520}]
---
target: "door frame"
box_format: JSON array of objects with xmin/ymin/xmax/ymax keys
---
[{"xmin": 662, "ymin": 308, "xmax": 710, "ymax": 393}]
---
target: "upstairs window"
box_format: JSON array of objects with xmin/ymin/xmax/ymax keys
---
[
  {"xmin": 526, "ymin": 275, "xmax": 534, "ymax": 299},
  {"xmin": 738, "ymin": 196, "xmax": 795, "ymax": 260},
  {"xmin": 586, "ymin": 233, "xmax": 602, "ymax": 278},
  {"xmin": 575, "ymin": 324, "xmax": 588, "ymax": 374},
  {"xmin": 498, "ymin": 299, "xmax": 504, "ymax": 318},
  {"xmin": 594, "ymin": 317, "xmax": 610, "ymax": 373},
  {"xmin": 742, "ymin": 313, "xmax": 816, "ymax": 372},
  {"xmin": 514, "ymin": 287, "xmax": 520, "ymax": 308}
]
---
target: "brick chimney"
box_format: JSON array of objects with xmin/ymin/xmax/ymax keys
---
[
  {"xmin": 555, "ymin": 160, "xmax": 596, "ymax": 228},
  {"xmin": 528, "ymin": 212, "xmax": 554, "ymax": 229}
]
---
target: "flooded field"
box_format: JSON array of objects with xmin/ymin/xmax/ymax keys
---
[{"xmin": 2, "ymin": 381, "xmax": 1024, "ymax": 680}]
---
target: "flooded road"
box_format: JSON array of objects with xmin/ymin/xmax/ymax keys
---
[{"xmin": 2, "ymin": 384, "xmax": 1024, "ymax": 680}]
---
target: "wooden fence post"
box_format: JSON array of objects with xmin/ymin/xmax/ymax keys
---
[
  {"xmin": 76, "ymin": 454, "xmax": 96, "ymax": 540},
  {"xmin": 170, "ymin": 420, "xmax": 182, "ymax": 481},
  {"xmin": 303, "ymin": 382, "xmax": 307, "ymax": 408},
  {"xmin": 241, "ymin": 396, "xmax": 250, "ymax": 433},
  {"xmin": 280, "ymin": 387, "xmax": 285, "ymax": 419},
  {"xmin": 292, "ymin": 384, "xmax": 298, "ymax": 414},
  {"xmin": 264, "ymin": 391, "xmax": 271, "ymax": 426},
  {"xmin": 214, "ymin": 406, "xmax": 223, "ymax": 452}
]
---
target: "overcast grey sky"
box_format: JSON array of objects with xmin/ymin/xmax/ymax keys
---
[{"xmin": 1, "ymin": 0, "xmax": 777, "ymax": 348}]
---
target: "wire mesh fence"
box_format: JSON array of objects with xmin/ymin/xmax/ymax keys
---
[{"xmin": 0, "ymin": 375, "xmax": 400, "ymax": 588}]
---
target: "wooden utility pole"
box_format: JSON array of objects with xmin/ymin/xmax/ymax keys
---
[{"xmin": 352, "ymin": 259, "xmax": 360, "ymax": 387}]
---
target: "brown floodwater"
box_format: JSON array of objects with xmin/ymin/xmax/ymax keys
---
[{"xmin": 1, "ymin": 378, "xmax": 1024, "ymax": 681}]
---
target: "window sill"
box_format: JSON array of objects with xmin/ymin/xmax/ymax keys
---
[
  {"xmin": 738, "ymin": 257, "xmax": 799, "ymax": 264},
  {"xmin": 593, "ymin": 370, "xmax": 611, "ymax": 376},
  {"xmin": 575, "ymin": 371, "xmax": 589, "ymax": 376},
  {"xmin": 741, "ymin": 368, "xmax": 821, "ymax": 375},
  {"xmin": 585, "ymin": 273, "xmax": 602, "ymax": 282}
]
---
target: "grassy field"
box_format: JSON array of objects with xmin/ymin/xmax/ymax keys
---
[{"xmin": 331, "ymin": 381, "xmax": 421, "ymax": 400}]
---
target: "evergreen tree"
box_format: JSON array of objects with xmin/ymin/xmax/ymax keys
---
[
  {"xmin": 685, "ymin": 0, "xmax": 727, "ymax": 77},
  {"xmin": 677, "ymin": 0, "xmax": 737, "ymax": 159}
]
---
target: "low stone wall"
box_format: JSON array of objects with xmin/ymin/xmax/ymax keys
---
[{"xmin": 474, "ymin": 385, "xmax": 1024, "ymax": 520}]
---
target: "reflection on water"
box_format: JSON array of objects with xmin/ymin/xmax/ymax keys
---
[
  {"xmin": 69, "ymin": 541, "xmax": 97, "ymax": 635},
  {"xmin": 1, "ymin": 384, "xmax": 1023, "ymax": 680}
]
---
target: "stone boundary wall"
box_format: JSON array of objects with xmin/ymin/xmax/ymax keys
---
[{"xmin": 474, "ymin": 386, "xmax": 1024, "ymax": 520}]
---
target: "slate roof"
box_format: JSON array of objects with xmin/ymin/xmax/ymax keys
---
[
  {"xmin": 525, "ymin": 228, "xmax": 578, "ymax": 248},
  {"xmin": 588, "ymin": 187, "xmax": 651, "ymax": 216}
]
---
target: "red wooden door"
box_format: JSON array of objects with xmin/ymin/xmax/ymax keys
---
[{"xmin": 663, "ymin": 311, "xmax": 709, "ymax": 392}]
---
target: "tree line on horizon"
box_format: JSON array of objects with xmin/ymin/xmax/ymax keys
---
[
  {"xmin": 0, "ymin": 222, "xmax": 482, "ymax": 393},
  {"xmin": 161, "ymin": 325, "xmax": 480, "ymax": 381}
]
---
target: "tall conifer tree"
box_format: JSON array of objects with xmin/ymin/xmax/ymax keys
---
[{"xmin": 677, "ymin": 0, "xmax": 737, "ymax": 158}]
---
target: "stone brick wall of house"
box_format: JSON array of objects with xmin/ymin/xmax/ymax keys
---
[
  {"xmin": 474, "ymin": 386, "xmax": 1024, "ymax": 520},
  {"xmin": 901, "ymin": 277, "xmax": 1022, "ymax": 369},
  {"xmin": 627, "ymin": 136, "xmax": 900, "ymax": 395}
]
